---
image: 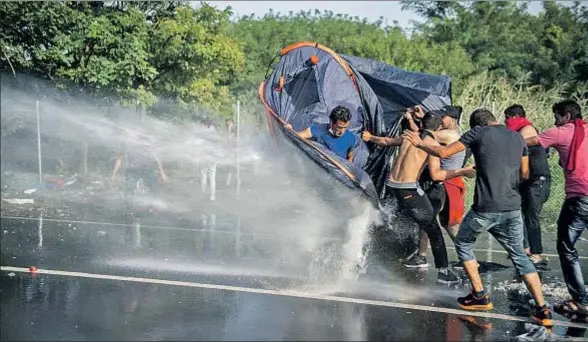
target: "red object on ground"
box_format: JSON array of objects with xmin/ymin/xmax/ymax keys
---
[{"xmin": 29, "ymin": 266, "xmax": 38, "ymax": 273}]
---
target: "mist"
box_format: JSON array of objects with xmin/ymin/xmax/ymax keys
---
[{"xmin": 1, "ymin": 74, "xmax": 381, "ymax": 291}]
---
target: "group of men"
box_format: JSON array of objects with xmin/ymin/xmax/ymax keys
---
[{"xmin": 288, "ymin": 100, "xmax": 587, "ymax": 326}]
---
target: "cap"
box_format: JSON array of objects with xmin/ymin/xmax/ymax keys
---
[{"xmin": 431, "ymin": 106, "xmax": 462, "ymax": 121}]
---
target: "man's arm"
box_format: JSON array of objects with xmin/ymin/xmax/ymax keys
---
[
  {"xmin": 110, "ymin": 154, "xmax": 123, "ymax": 186},
  {"xmin": 402, "ymin": 130, "xmax": 466, "ymax": 158},
  {"xmin": 285, "ymin": 124, "xmax": 313, "ymax": 139},
  {"xmin": 519, "ymin": 125, "xmax": 537, "ymax": 139},
  {"xmin": 404, "ymin": 111, "xmax": 420, "ymax": 132},
  {"xmin": 521, "ymin": 155, "xmax": 530, "ymax": 180},
  {"xmin": 361, "ymin": 131, "xmax": 402, "ymax": 146},
  {"xmin": 428, "ymin": 153, "xmax": 476, "ymax": 181},
  {"xmin": 296, "ymin": 127, "xmax": 313, "ymax": 139},
  {"xmin": 434, "ymin": 129, "xmax": 460, "ymax": 146},
  {"xmin": 347, "ymin": 150, "xmax": 354, "ymax": 162},
  {"xmin": 525, "ymin": 136, "xmax": 540, "ymax": 146},
  {"xmin": 526, "ymin": 126, "xmax": 560, "ymax": 148},
  {"xmin": 152, "ymin": 151, "xmax": 168, "ymax": 182}
]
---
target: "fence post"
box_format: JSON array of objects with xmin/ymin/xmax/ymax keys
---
[
  {"xmin": 236, "ymin": 100, "xmax": 241, "ymax": 200},
  {"xmin": 235, "ymin": 100, "xmax": 242, "ymax": 256},
  {"xmin": 36, "ymin": 100, "xmax": 42, "ymax": 185}
]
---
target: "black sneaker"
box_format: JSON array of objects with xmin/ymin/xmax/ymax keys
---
[
  {"xmin": 457, "ymin": 292, "xmax": 494, "ymax": 311},
  {"xmin": 437, "ymin": 269, "xmax": 461, "ymax": 285},
  {"xmin": 531, "ymin": 305, "xmax": 553, "ymax": 327},
  {"xmin": 402, "ymin": 254, "xmax": 429, "ymax": 268}
]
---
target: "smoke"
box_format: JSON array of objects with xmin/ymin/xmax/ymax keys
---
[{"xmin": 1, "ymin": 74, "xmax": 379, "ymax": 289}]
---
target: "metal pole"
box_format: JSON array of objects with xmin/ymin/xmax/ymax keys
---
[
  {"xmin": 38, "ymin": 213, "xmax": 43, "ymax": 248},
  {"xmin": 236, "ymin": 100, "xmax": 241, "ymax": 255},
  {"xmin": 36, "ymin": 101, "xmax": 42, "ymax": 185},
  {"xmin": 236, "ymin": 100, "xmax": 240, "ymax": 200}
]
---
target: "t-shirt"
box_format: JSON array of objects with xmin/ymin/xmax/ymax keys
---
[
  {"xmin": 122, "ymin": 143, "xmax": 156, "ymax": 170},
  {"xmin": 538, "ymin": 123, "xmax": 588, "ymax": 199},
  {"xmin": 310, "ymin": 124, "xmax": 357, "ymax": 160},
  {"xmin": 459, "ymin": 125, "xmax": 528, "ymax": 212}
]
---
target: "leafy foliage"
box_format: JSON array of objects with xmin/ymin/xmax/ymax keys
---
[{"xmin": 1, "ymin": 1, "xmax": 586, "ymax": 123}]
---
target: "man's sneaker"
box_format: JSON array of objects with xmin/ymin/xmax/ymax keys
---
[
  {"xmin": 531, "ymin": 305, "xmax": 553, "ymax": 327},
  {"xmin": 457, "ymin": 292, "xmax": 494, "ymax": 311},
  {"xmin": 402, "ymin": 254, "xmax": 429, "ymax": 268},
  {"xmin": 437, "ymin": 269, "xmax": 461, "ymax": 285}
]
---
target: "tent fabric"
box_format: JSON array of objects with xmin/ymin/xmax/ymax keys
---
[{"xmin": 259, "ymin": 42, "xmax": 452, "ymax": 206}]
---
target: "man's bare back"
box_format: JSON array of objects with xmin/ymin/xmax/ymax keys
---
[{"xmin": 388, "ymin": 135, "xmax": 437, "ymax": 183}]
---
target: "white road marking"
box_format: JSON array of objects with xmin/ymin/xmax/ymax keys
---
[{"xmin": 1, "ymin": 266, "xmax": 586, "ymax": 329}]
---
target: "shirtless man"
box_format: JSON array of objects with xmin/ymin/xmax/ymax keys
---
[
  {"xmin": 403, "ymin": 106, "xmax": 469, "ymax": 269},
  {"xmin": 403, "ymin": 108, "xmax": 553, "ymax": 326},
  {"xmin": 362, "ymin": 108, "xmax": 474, "ymax": 284}
]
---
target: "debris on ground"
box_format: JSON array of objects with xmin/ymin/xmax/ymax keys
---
[
  {"xmin": 493, "ymin": 280, "xmax": 576, "ymax": 301},
  {"xmin": 511, "ymin": 323, "xmax": 588, "ymax": 341},
  {"xmin": 23, "ymin": 188, "xmax": 37, "ymax": 195}
]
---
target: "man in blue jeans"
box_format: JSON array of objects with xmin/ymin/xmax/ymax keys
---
[{"xmin": 403, "ymin": 109, "xmax": 553, "ymax": 327}]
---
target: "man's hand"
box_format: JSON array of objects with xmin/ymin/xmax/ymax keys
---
[
  {"xmin": 403, "ymin": 111, "xmax": 413, "ymax": 121},
  {"xmin": 284, "ymin": 123, "xmax": 293, "ymax": 130},
  {"xmin": 361, "ymin": 131, "xmax": 373, "ymax": 142},
  {"xmin": 402, "ymin": 130, "xmax": 423, "ymax": 147},
  {"xmin": 413, "ymin": 105, "xmax": 425, "ymax": 119},
  {"xmin": 462, "ymin": 166, "xmax": 476, "ymax": 179},
  {"xmin": 160, "ymin": 173, "xmax": 169, "ymax": 183}
]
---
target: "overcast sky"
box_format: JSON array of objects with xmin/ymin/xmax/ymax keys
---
[{"xmin": 205, "ymin": 1, "xmax": 545, "ymax": 29}]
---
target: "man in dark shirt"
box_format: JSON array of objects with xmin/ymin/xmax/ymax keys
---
[
  {"xmin": 403, "ymin": 109, "xmax": 553, "ymax": 327},
  {"xmin": 504, "ymin": 104, "xmax": 551, "ymax": 265}
]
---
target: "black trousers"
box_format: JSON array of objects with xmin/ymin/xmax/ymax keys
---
[
  {"xmin": 520, "ymin": 176, "xmax": 550, "ymax": 254},
  {"xmin": 388, "ymin": 187, "xmax": 449, "ymax": 268},
  {"xmin": 557, "ymin": 196, "xmax": 588, "ymax": 304}
]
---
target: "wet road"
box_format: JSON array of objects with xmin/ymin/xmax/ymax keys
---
[{"xmin": 1, "ymin": 215, "xmax": 587, "ymax": 341}]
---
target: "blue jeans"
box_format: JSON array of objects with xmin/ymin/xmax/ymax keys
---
[
  {"xmin": 557, "ymin": 196, "xmax": 588, "ymax": 304},
  {"xmin": 455, "ymin": 209, "xmax": 537, "ymax": 276}
]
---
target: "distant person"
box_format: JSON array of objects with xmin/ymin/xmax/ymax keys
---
[
  {"xmin": 403, "ymin": 105, "xmax": 469, "ymax": 269},
  {"xmin": 504, "ymin": 104, "xmax": 551, "ymax": 265},
  {"xmin": 199, "ymin": 119, "xmax": 217, "ymax": 201},
  {"xmin": 403, "ymin": 109, "xmax": 553, "ymax": 327},
  {"xmin": 110, "ymin": 129, "xmax": 168, "ymax": 219},
  {"xmin": 286, "ymin": 106, "xmax": 357, "ymax": 162},
  {"xmin": 363, "ymin": 110, "xmax": 474, "ymax": 285},
  {"xmin": 524, "ymin": 100, "xmax": 587, "ymax": 322},
  {"xmin": 226, "ymin": 118, "xmax": 236, "ymax": 139}
]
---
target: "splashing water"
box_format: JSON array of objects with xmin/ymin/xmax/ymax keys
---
[{"xmin": 1, "ymin": 75, "xmax": 383, "ymax": 294}]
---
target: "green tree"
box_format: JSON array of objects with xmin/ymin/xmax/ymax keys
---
[{"xmin": 147, "ymin": 3, "xmax": 245, "ymax": 116}]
